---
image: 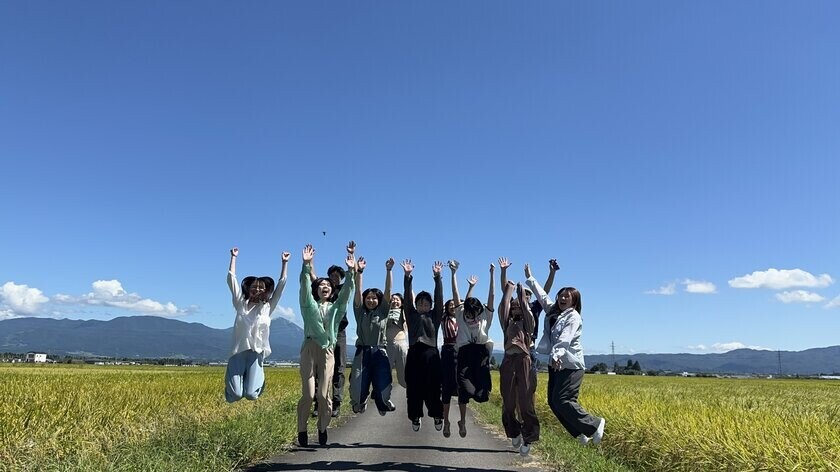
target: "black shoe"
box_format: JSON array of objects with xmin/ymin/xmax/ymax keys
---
[
  {"xmin": 318, "ymin": 429, "xmax": 328, "ymax": 446},
  {"xmin": 297, "ymin": 432, "xmax": 308, "ymax": 447},
  {"xmin": 331, "ymin": 402, "xmax": 340, "ymax": 418},
  {"xmin": 311, "ymin": 409, "xmax": 318, "ymax": 418}
]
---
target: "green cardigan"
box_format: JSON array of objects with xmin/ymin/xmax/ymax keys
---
[{"xmin": 299, "ymin": 262, "xmax": 355, "ymax": 349}]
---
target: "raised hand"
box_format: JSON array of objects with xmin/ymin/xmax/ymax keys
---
[
  {"xmin": 345, "ymin": 253, "xmax": 356, "ymax": 270},
  {"xmin": 230, "ymin": 247, "xmax": 239, "ymax": 257},
  {"xmin": 498, "ymin": 257, "xmax": 510, "ymax": 269},
  {"xmin": 524, "ymin": 263, "xmax": 532, "ymax": 279},
  {"xmin": 448, "ymin": 259, "xmax": 460, "ymax": 272},
  {"xmin": 281, "ymin": 251, "xmax": 291, "ymax": 262},
  {"xmin": 302, "ymin": 244, "xmax": 314, "ymax": 263},
  {"xmin": 489, "ymin": 263, "xmax": 495, "ymax": 273},
  {"xmin": 385, "ymin": 257, "xmax": 395, "ymax": 270},
  {"xmin": 468, "ymin": 275, "xmax": 478, "ymax": 286},
  {"xmin": 347, "ymin": 240, "xmax": 356, "ymax": 255},
  {"xmin": 357, "ymin": 256, "xmax": 367, "ymax": 271},
  {"xmin": 433, "ymin": 261, "xmax": 443, "ymax": 275},
  {"xmin": 549, "ymin": 259, "xmax": 560, "ymax": 271},
  {"xmin": 401, "ymin": 259, "xmax": 414, "ymax": 275}
]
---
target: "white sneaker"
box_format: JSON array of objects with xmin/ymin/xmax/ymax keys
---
[
  {"xmin": 577, "ymin": 434, "xmax": 590, "ymax": 446},
  {"xmin": 519, "ymin": 442, "xmax": 531, "ymax": 457},
  {"xmin": 411, "ymin": 418, "xmax": 421, "ymax": 432},
  {"xmin": 511, "ymin": 435, "xmax": 523, "ymax": 449},
  {"xmin": 592, "ymin": 418, "xmax": 606, "ymax": 445}
]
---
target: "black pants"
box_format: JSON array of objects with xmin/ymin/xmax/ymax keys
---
[
  {"xmin": 405, "ymin": 343, "xmax": 443, "ymax": 420},
  {"xmin": 457, "ymin": 343, "xmax": 491, "ymax": 404},
  {"xmin": 440, "ymin": 344, "xmax": 458, "ymax": 404},
  {"xmin": 547, "ymin": 368, "xmax": 601, "ymax": 438}
]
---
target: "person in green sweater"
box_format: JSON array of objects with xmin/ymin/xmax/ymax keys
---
[{"xmin": 296, "ymin": 244, "xmax": 356, "ymax": 447}]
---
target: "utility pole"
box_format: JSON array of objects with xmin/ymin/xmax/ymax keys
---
[
  {"xmin": 778, "ymin": 349, "xmax": 782, "ymax": 377},
  {"xmin": 611, "ymin": 341, "xmax": 616, "ymax": 371}
]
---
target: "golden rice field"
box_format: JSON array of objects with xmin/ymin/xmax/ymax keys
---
[
  {"xmin": 473, "ymin": 372, "xmax": 840, "ymax": 472},
  {"xmin": 2, "ymin": 365, "xmax": 839, "ymax": 471}
]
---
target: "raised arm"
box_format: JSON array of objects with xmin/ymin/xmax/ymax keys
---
[
  {"xmin": 433, "ymin": 261, "xmax": 444, "ymax": 321},
  {"xmin": 227, "ymin": 247, "xmax": 240, "ymax": 304},
  {"xmin": 353, "ymin": 257, "xmax": 366, "ymax": 308},
  {"xmin": 544, "ymin": 259, "xmax": 559, "ymax": 295},
  {"xmin": 332, "ymin": 253, "xmax": 357, "ymax": 333},
  {"xmin": 525, "ymin": 263, "xmax": 554, "ymax": 313},
  {"xmin": 498, "ymin": 257, "xmax": 510, "ymax": 288},
  {"xmin": 299, "ymin": 245, "xmax": 318, "ymax": 319},
  {"xmin": 384, "ymin": 258, "xmax": 394, "ymax": 302},
  {"xmin": 499, "ymin": 280, "xmax": 515, "ymax": 329},
  {"xmin": 518, "ymin": 283, "xmax": 535, "ymax": 335},
  {"xmin": 268, "ymin": 251, "xmax": 291, "ymax": 313},
  {"xmin": 402, "ymin": 259, "xmax": 417, "ymax": 315},
  {"xmin": 487, "ymin": 263, "xmax": 496, "ymax": 310},
  {"xmin": 465, "ymin": 275, "xmax": 477, "ymax": 301},
  {"xmin": 448, "ymin": 260, "xmax": 461, "ymax": 305}
]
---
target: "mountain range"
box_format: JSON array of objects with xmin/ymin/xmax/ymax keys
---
[
  {"xmin": 0, "ymin": 315, "xmax": 303, "ymax": 361},
  {"xmin": 2, "ymin": 316, "xmax": 839, "ymax": 374}
]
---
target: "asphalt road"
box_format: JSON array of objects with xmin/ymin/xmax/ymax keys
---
[{"xmin": 247, "ymin": 385, "xmax": 545, "ymax": 472}]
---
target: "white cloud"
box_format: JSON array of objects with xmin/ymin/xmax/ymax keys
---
[
  {"xmin": 825, "ymin": 295, "xmax": 840, "ymax": 309},
  {"xmin": 688, "ymin": 341, "xmax": 770, "ymax": 353},
  {"xmin": 271, "ymin": 306, "xmax": 297, "ymax": 322},
  {"xmin": 729, "ymin": 268, "xmax": 833, "ymax": 290},
  {"xmin": 1, "ymin": 281, "xmax": 49, "ymax": 315},
  {"xmin": 54, "ymin": 280, "xmax": 188, "ymax": 317},
  {"xmin": 0, "ymin": 309, "xmax": 20, "ymax": 320},
  {"xmin": 775, "ymin": 290, "xmax": 825, "ymax": 304},
  {"xmin": 683, "ymin": 279, "xmax": 717, "ymax": 294},
  {"xmin": 645, "ymin": 283, "xmax": 676, "ymax": 295}
]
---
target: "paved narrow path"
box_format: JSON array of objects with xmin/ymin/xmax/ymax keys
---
[{"xmin": 248, "ymin": 385, "xmax": 544, "ymax": 472}]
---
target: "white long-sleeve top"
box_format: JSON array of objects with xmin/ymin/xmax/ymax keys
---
[
  {"xmin": 454, "ymin": 303, "xmax": 494, "ymax": 352},
  {"xmin": 228, "ymin": 270, "xmax": 287, "ymax": 358},
  {"xmin": 526, "ymin": 276, "xmax": 585, "ymax": 370}
]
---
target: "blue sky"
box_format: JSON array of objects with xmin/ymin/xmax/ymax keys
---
[{"xmin": 1, "ymin": 2, "xmax": 838, "ymax": 355}]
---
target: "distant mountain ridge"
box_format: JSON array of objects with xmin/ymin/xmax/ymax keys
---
[
  {"xmin": 581, "ymin": 346, "xmax": 840, "ymax": 375},
  {"xmin": 0, "ymin": 315, "xmax": 304, "ymax": 361}
]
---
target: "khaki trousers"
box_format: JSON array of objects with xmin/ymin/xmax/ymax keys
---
[{"xmin": 297, "ymin": 339, "xmax": 335, "ymax": 433}]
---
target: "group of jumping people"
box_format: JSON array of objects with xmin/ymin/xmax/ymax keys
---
[{"xmin": 223, "ymin": 242, "xmax": 606, "ymax": 456}]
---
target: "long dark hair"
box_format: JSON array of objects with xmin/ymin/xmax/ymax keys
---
[
  {"xmin": 463, "ymin": 297, "xmax": 484, "ymax": 319},
  {"xmin": 241, "ymin": 276, "xmax": 274, "ymax": 303},
  {"xmin": 310, "ymin": 277, "xmax": 335, "ymax": 302}
]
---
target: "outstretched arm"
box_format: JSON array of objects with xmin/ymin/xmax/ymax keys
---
[
  {"xmin": 269, "ymin": 251, "xmax": 291, "ymax": 313},
  {"xmin": 353, "ymin": 257, "xmax": 366, "ymax": 308},
  {"xmin": 465, "ymin": 275, "xmax": 477, "ymax": 301},
  {"xmin": 433, "ymin": 261, "xmax": 444, "ymax": 320},
  {"xmin": 499, "ymin": 280, "xmax": 514, "ymax": 329},
  {"xmin": 487, "ymin": 263, "xmax": 496, "ymax": 310},
  {"xmin": 449, "ymin": 260, "xmax": 461, "ymax": 305},
  {"xmin": 498, "ymin": 257, "xmax": 510, "ymax": 288},
  {"xmin": 384, "ymin": 258, "xmax": 394, "ymax": 302},
  {"xmin": 402, "ymin": 259, "xmax": 416, "ymax": 315},
  {"xmin": 519, "ymin": 283, "xmax": 535, "ymax": 336},
  {"xmin": 228, "ymin": 247, "xmax": 240, "ymax": 304},
  {"xmin": 544, "ymin": 259, "xmax": 559, "ymax": 295},
  {"xmin": 525, "ymin": 263, "xmax": 554, "ymax": 313},
  {"xmin": 299, "ymin": 245, "xmax": 318, "ymax": 323}
]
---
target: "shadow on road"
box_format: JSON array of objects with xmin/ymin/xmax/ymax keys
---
[
  {"xmin": 249, "ymin": 460, "xmax": 514, "ymax": 472},
  {"xmin": 294, "ymin": 441, "xmax": 514, "ymax": 454}
]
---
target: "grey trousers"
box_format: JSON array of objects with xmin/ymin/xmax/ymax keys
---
[{"xmin": 547, "ymin": 368, "xmax": 602, "ymax": 438}]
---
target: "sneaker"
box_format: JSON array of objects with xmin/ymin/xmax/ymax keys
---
[
  {"xmin": 411, "ymin": 418, "xmax": 421, "ymax": 432},
  {"xmin": 386, "ymin": 400, "xmax": 396, "ymax": 411},
  {"xmin": 318, "ymin": 429, "xmax": 328, "ymax": 446},
  {"xmin": 512, "ymin": 434, "xmax": 523, "ymax": 449},
  {"xmin": 577, "ymin": 434, "xmax": 590, "ymax": 446},
  {"xmin": 378, "ymin": 408, "xmax": 387, "ymax": 416},
  {"xmin": 592, "ymin": 418, "xmax": 606, "ymax": 445},
  {"xmin": 519, "ymin": 442, "xmax": 531, "ymax": 457},
  {"xmin": 442, "ymin": 420, "xmax": 451, "ymax": 438},
  {"xmin": 458, "ymin": 420, "xmax": 467, "ymax": 438},
  {"xmin": 297, "ymin": 431, "xmax": 308, "ymax": 447},
  {"xmin": 353, "ymin": 403, "xmax": 367, "ymax": 414},
  {"xmin": 311, "ymin": 409, "xmax": 318, "ymax": 418},
  {"xmin": 434, "ymin": 418, "xmax": 443, "ymax": 431},
  {"xmin": 331, "ymin": 402, "xmax": 341, "ymax": 418}
]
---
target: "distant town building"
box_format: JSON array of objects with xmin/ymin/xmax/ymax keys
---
[{"xmin": 25, "ymin": 352, "xmax": 47, "ymax": 363}]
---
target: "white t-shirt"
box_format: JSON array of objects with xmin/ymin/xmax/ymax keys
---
[
  {"xmin": 228, "ymin": 271, "xmax": 286, "ymax": 358},
  {"xmin": 454, "ymin": 303, "xmax": 494, "ymax": 351}
]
